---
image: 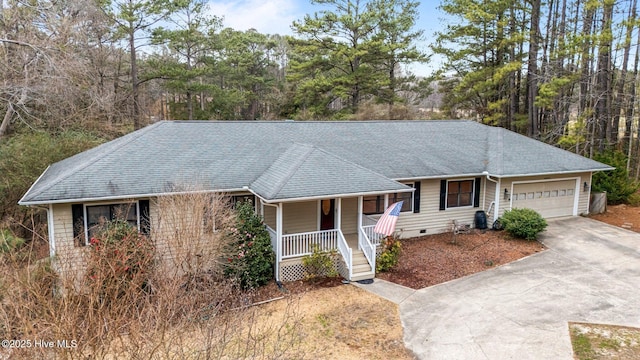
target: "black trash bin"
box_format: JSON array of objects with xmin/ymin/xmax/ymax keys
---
[{"xmin": 474, "ymin": 210, "xmax": 487, "ymax": 230}]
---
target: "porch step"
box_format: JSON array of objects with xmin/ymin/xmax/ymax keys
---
[
  {"xmin": 350, "ymin": 249, "xmax": 375, "ymax": 282},
  {"xmin": 352, "ymin": 250, "xmax": 369, "ymax": 266},
  {"xmin": 351, "ymin": 270, "xmax": 375, "ymax": 282}
]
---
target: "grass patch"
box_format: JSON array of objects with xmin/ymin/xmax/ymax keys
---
[
  {"xmin": 570, "ymin": 322, "xmax": 640, "ymax": 360},
  {"xmin": 571, "ymin": 328, "xmax": 594, "ymax": 360}
]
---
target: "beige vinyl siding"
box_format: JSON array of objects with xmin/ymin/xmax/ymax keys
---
[
  {"xmin": 393, "ymin": 173, "xmax": 592, "ymax": 238},
  {"xmin": 340, "ymin": 197, "xmax": 358, "ymax": 235},
  {"xmin": 263, "ymin": 205, "xmax": 276, "ymax": 229},
  {"xmin": 51, "ymin": 203, "xmax": 89, "ymax": 287},
  {"xmin": 283, "ymin": 201, "xmax": 318, "ymax": 234},
  {"xmin": 394, "ymin": 178, "xmax": 482, "ymax": 238}
]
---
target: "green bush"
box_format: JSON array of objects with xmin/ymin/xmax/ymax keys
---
[
  {"xmin": 0, "ymin": 229, "xmax": 25, "ymax": 253},
  {"xmin": 500, "ymin": 208, "xmax": 547, "ymax": 241},
  {"xmin": 225, "ymin": 202, "xmax": 275, "ymax": 289},
  {"xmin": 592, "ymin": 151, "xmax": 640, "ymax": 205},
  {"xmin": 86, "ymin": 220, "xmax": 155, "ymax": 302},
  {"xmin": 376, "ymin": 236, "xmax": 402, "ymax": 272},
  {"xmin": 302, "ymin": 244, "xmax": 338, "ymax": 282}
]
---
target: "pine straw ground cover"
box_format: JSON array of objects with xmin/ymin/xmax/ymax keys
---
[{"xmin": 376, "ymin": 229, "xmax": 545, "ymax": 289}]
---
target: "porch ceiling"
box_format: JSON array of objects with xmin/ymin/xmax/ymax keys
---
[{"xmin": 250, "ymin": 143, "xmax": 410, "ymax": 202}]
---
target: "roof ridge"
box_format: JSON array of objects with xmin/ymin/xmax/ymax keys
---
[
  {"xmin": 261, "ymin": 143, "xmax": 316, "ymax": 198},
  {"xmin": 165, "ymin": 119, "xmax": 474, "ymax": 124},
  {"xmin": 310, "ymin": 144, "xmax": 403, "ymax": 184},
  {"xmin": 24, "ymin": 122, "xmax": 165, "ymax": 200}
]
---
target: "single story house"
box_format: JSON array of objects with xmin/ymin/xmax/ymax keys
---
[{"xmin": 19, "ymin": 120, "xmax": 612, "ymax": 282}]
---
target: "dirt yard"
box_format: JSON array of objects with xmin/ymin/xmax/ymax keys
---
[{"xmin": 590, "ymin": 204, "xmax": 640, "ymax": 232}]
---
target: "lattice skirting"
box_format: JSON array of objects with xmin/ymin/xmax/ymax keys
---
[{"xmin": 279, "ymin": 257, "xmax": 345, "ymax": 282}]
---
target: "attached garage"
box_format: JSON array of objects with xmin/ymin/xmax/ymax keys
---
[{"xmin": 511, "ymin": 179, "xmax": 578, "ymax": 218}]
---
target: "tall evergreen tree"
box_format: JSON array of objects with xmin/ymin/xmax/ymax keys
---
[
  {"xmin": 150, "ymin": 0, "xmax": 222, "ymax": 120},
  {"xmin": 100, "ymin": 0, "xmax": 187, "ymax": 129},
  {"xmin": 288, "ymin": 0, "xmax": 427, "ymax": 119}
]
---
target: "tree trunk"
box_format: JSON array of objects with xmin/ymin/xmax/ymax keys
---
[
  {"xmin": 595, "ymin": 3, "xmax": 613, "ymax": 152},
  {"xmin": 527, "ymin": 0, "xmax": 541, "ymax": 138},
  {"xmin": 129, "ymin": 25, "xmax": 141, "ymax": 130},
  {"xmin": 617, "ymin": 0, "xmax": 638, "ymax": 152}
]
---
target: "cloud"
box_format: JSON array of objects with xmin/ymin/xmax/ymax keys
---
[{"xmin": 207, "ymin": 0, "xmax": 302, "ymax": 35}]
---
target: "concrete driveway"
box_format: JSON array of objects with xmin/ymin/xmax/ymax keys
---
[{"xmin": 356, "ymin": 217, "xmax": 640, "ymax": 359}]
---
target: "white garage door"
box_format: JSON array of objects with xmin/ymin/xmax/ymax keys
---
[{"xmin": 512, "ymin": 180, "xmax": 577, "ymax": 218}]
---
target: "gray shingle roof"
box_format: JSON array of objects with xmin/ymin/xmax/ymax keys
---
[
  {"xmin": 251, "ymin": 143, "xmax": 410, "ymax": 201},
  {"xmin": 19, "ymin": 120, "xmax": 613, "ymax": 205}
]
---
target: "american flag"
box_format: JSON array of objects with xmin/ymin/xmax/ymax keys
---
[{"xmin": 374, "ymin": 201, "xmax": 404, "ymax": 236}]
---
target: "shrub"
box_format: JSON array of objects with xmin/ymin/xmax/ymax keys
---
[
  {"xmin": 86, "ymin": 220, "xmax": 155, "ymax": 304},
  {"xmin": 500, "ymin": 208, "xmax": 547, "ymax": 240},
  {"xmin": 376, "ymin": 236, "xmax": 402, "ymax": 272},
  {"xmin": 0, "ymin": 229, "xmax": 25, "ymax": 253},
  {"xmin": 302, "ymin": 244, "xmax": 338, "ymax": 281},
  {"xmin": 592, "ymin": 151, "xmax": 640, "ymax": 204},
  {"xmin": 225, "ymin": 201, "xmax": 275, "ymax": 289}
]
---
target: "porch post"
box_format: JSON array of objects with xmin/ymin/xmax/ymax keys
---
[
  {"xmin": 357, "ymin": 196, "xmax": 363, "ymax": 244},
  {"xmin": 276, "ymin": 203, "xmax": 283, "ymax": 281},
  {"xmin": 335, "ymin": 198, "xmax": 342, "ymax": 230}
]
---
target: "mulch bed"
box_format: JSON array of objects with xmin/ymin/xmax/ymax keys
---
[
  {"xmin": 252, "ymin": 229, "xmax": 545, "ymax": 301},
  {"xmin": 377, "ymin": 229, "xmax": 546, "ymax": 289}
]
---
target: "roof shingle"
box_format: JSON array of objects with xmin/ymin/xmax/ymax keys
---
[{"xmin": 19, "ymin": 120, "xmax": 612, "ymax": 204}]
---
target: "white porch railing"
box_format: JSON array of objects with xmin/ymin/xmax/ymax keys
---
[
  {"xmin": 281, "ymin": 229, "xmax": 340, "ymax": 259},
  {"xmin": 358, "ymin": 227, "xmax": 376, "ymax": 273},
  {"xmin": 336, "ymin": 230, "xmax": 352, "ymax": 280},
  {"xmin": 362, "ymin": 225, "xmax": 385, "ymax": 246}
]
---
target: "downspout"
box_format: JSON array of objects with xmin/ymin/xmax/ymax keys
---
[
  {"xmin": 31, "ymin": 204, "xmax": 55, "ymax": 258},
  {"xmin": 483, "ymin": 172, "xmax": 500, "ymax": 222}
]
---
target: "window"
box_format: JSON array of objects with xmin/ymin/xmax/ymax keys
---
[
  {"xmin": 439, "ymin": 178, "xmax": 480, "ymax": 210},
  {"xmin": 363, "ymin": 195, "xmax": 385, "ymax": 215},
  {"xmin": 363, "ymin": 183, "xmax": 415, "ymax": 214},
  {"xmin": 231, "ymin": 194, "xmax": 255, "ymax": 208},
  {"xmin": 87, "ymin": 203, "xmax": 137, "ymax": 239},
  {"xmin": 73, "ymin": 201, "xmax": 149, "ymax": 247},
  {"xmin": 447, "ymin": 180, "xmax": 473, "ymax": 208}
]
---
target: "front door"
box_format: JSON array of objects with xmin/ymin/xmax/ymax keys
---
[{"xmin": 320, "ymin": 199, "xmax": 335, "ymax": 230}]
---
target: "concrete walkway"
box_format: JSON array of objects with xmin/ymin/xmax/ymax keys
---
[{"xmin": 354, "ymin": 217, "xmax": 640, "ymax": 359}]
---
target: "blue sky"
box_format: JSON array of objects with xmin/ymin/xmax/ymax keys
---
[{"xmin": 206, "ymin": 0, "xmax": 447, "ymax": 76}]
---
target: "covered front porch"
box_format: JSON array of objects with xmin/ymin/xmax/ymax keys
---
[
  {"xmin": 246, "ymin": 142, "xmax": 412, "ymax": 281},
  {"xmin": 260, "ymin": 197, "xmax": 387, "ymax": 282}
]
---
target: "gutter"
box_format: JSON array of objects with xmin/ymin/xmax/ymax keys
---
[
  {"xmin": 490, "ymin": 168, "xmax": 614, "ymax": 179},
  {"xmin": 250, "ymin": 187, "xmax": 415, "ymax": 204},
  {"xmin": 18, "ymin": 187, "xmax": 250, "ymax": 206}
]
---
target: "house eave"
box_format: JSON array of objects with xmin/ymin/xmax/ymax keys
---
[
  {"xmin": 491, "ymin": 168, "xmax": 614, "ymax": 179},
  {"xmin": 393, "ymin": 173, "xmax": 489, "ymax": 181},
  {"xmin": 253, "ymin": 187, "xmax": 415, "ymax": 204},
  {"xmin": 18, "ymin": 187, "xmax": 250, "ymax": 206}
]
